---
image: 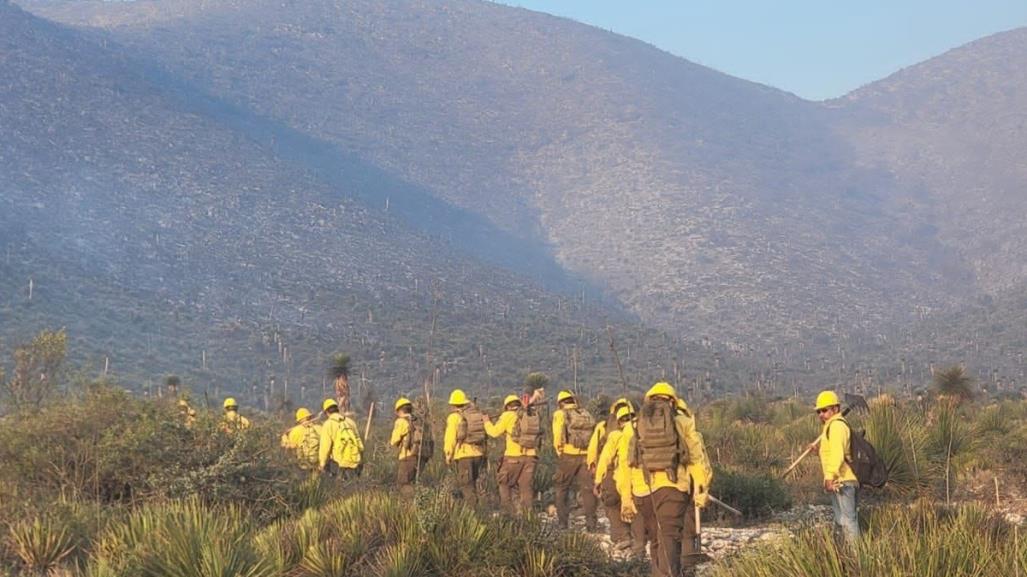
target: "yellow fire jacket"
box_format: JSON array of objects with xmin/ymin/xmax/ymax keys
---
[
  {"xmin": 281, "ymin": 422, "xmax": 322, "ymax": 467},
  {"xmin": 819, "ymin": 414, "xmax": 858, "ymax": 483},
  {"xmin": 616, "ymin": 410, "xmax": 713, "ymax": 509},
  {"xmin": 484, "ymin": 410, "xmax": 537, "ymax": 458},
  {"xmin": 587, "ymin": 420, "xmax": 609, "ymax": 468},
  {"xmin": 595, "ymin": 424, "xmax": 626, "ymax": 486},
  {"xmin": 444, "ymin": 410, "xmax": 485, "ymax": 462},
  {"xmin": 319, "ymin": 413, "xmax": 362, "ymax": 469},
  {"xmin": 553, "ymin": 405, "xmax": 588, "ymax": 456},
  {"xmin": 390, "ymin": 416, "xmax": 416, "ymax": 461}
]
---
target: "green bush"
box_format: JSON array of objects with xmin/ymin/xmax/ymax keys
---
[{"xmin": 711, "ymin": 468, "xmax": 792, "ymax": 518}]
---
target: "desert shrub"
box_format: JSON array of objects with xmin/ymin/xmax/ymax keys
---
[
  {"xmin": 713, "ymin": 502, "xmax": 1022, "ymax": 577},
  {"xmin": 0, "ymin": 384, "xmax": 307, "ymax": 522},
  {"xmin": 711, "ymin": 468, "xmax": 792, "ymax": 518}
]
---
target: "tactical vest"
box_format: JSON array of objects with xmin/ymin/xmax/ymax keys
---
[
  {"xmin": 513, "ymin": 408, "xmax": 542, "ymax": 449},
  {"xmin": 457, "ymin": 405, "xmax": 487, "ymax": 445},
  {"xmin": 629, "ymin": 398, "xmax": 687, "ymax": 477},
  {"xmin": 564, "ymin": 407, "xmax": 595, "ymax": 450}
]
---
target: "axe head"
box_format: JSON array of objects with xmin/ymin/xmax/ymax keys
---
[{"xmin": 844, "ymin": 392, "xmax": 870, "ymax": 414}]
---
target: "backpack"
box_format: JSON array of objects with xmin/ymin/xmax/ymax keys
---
[
  {"xmin": 513, "ymin": 407, "xmax": 543, "ymax": 449},
  {"xmin": 629, "ymin": 398, "xmax": 686, "ymax": 474},
  {"xmin": 457, "ymin": 405, "xmax": 487, "ymax": 445},
  {"xmin": 828, "ymin": 419, "xmax": 888, "ymax": 489},
  {"xmin": 404, "ymin": 415, "xmax": 435, "ymax": 463},
  {"xmin": 299, "ymin": 425, "xmax": 321, "ymax": 465},
  {"xmin": 564, "ymin": 407, "xmax": 595, "ymax": 450}
]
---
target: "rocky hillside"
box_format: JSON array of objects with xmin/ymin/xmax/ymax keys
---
[
  {"xmin": 834, "ymin": 27, "xmax": 1027, "ymax": 294},
  {"xmin": 8, "ymin": 0, "xmax": 1027, "ymax": 393},
  {"xmin": 1, "ymin": 0, "xmax": 720, "ymax": 400},
  {"xmin": 20, "ymin": 0, "xmax": 981, "ymax": 350}
]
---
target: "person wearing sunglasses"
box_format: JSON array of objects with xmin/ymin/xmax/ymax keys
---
[{"xmin": 815, "ymin": 390, "xmax": 860, "ymax": 542}]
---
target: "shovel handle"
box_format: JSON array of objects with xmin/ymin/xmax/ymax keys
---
[
  {"xmin": 708, "ymin": 495, "xmax": 743, "ymax": 517},
  {"xmin": 782, "ymin": 444, "xmax": 815, "ymax": 478}
]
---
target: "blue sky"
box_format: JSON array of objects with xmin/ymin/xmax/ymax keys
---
[{"xmin": 496, "ymin": 0, "xmax": 1027, "ymax": 101}]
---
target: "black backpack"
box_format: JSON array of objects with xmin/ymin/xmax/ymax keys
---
[{"xmin": 828, "ymin": 419, "xmax": 888, "ymax": 489}]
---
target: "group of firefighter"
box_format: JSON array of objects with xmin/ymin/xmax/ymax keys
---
[{"xmin": 197, "ymin": 382, "xmax": 859, "ymax": 577}]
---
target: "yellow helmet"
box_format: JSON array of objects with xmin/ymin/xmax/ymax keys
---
[
  {"xmin": 616, "ymin": 405, "xmax": 634, "ymax": 421},
  {"xmin": 395, "ymin": 397, "xmax": 413, "ymax": 412},
  {"xmin": 448, "ymin": 389, "xmax": 470, "ymax": 406},
  {"xmin": 223, "ymin": 397, "xmax": 238, "ymax": 409},
  {"xmin": 645, "ymin": 382, "xmax": 676, "ymax": 400},
  {"xmin": 295, "ymin": 407, "xmax": 312, "ymax": 422},
  {"xmin": 503, "ymin": 394, "xmax": 521, "ymax": 409},
  {"xmin": 557, "ymin": 390, "xmax": 575, "ymax": 403},
  {"xmin": 322, "ymin": 398, "xmax": 339, "ymax": 411},
  {"xmin": 177, "ymin": 399, "xmax": 190, "ymax": 408},
  {"xmin": 610, "ymin": 397, "xmax": 630, "ymax": 414},
  {"xmin": 815, "ymin": 391, "xmax": 841, "ymax": 411}
]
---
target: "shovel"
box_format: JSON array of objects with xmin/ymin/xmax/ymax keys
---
[
  {"xmin": 683, "ymin": 503, "xmax": 711, "ymax": 567},
  {"xmin": 781, "ymin": 392, "xmax": 869, "ymax": 478}
]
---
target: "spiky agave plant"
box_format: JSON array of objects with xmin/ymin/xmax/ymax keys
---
[
  {"xmin": 370, "ymin": 543, "xmax": 425, "ymax": 577},
  {"xmin": 87, "ymin": 498, "xmax": 273, "ymax": 577},
  {"xmin": 864, "ymin": 402, "xmax": 932, "ymax": 495},
  {"xmin": 6, "ymin": 515, "xmax": 78, "ymax": 573}
]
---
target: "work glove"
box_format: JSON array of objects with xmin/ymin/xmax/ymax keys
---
[
  {"xmin": 693, "ymin": 486, "xmax": 709, "ymax": 508},
  {"xmin": 620, "ymin": 502, "xmax": 637, "ymax": 524},
  {"xmin": 687, "ymin": 463, "xmax": 711, "ymax": 508}
]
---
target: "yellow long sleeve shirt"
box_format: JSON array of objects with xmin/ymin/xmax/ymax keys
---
[
  {"xmin": 390, "ymin": 416, "xmax": 415, "ymax": 461},
  {"xmin": 281, "ymin": 422, "xmax": 322, "ymax": 466},
  {"xmin": 444, "ymin": 410, "xmax": 485, "ymax": 462},
  {"xmin": 319, "ymin": 413, "xmax": 362, "ymax": 469},
  {"xmin": 221, "ymin": 411, "xmax": 251, "ymax": 432},
  {"xmin": 553, "ymin": 405, "xmax": 588, "ymax": 456},
  {"xmin": 819, "ymin": 414, "xmax": 857, "ymax": 483},
  {"xmin": 587, "ymin": 420, "xmax": 609, "ymax": 468},
  {"xmin": 484, "ymin": 410, "xmax": 536, "ymax": 457},
  {"xmin": 595, "ymin": 426, "xmax": 625, "ymax": 486},
  {"xmin": 616, "ymin": 411, "xmax": 713, "ymax": 505}
]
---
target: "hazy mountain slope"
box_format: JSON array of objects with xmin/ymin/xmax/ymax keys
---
[
  {"xmin": 23, "ymin": 0, "xmax": 972, "ymax": 347},
  {"xmin": 834, "ymin": 27, "xmax": 1027, "ymax": 294},
  {"xmin": 0, "ymin": 0, "xmax": 710, "ymax": 397}
]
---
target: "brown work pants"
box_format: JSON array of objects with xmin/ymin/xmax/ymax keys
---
[
  {"xmin": 555, "ymin": 454, "xmax": 597, "ymax": 529},
  {"xmin": 497, "ymin": 456, "xmax": 536, "ymax": 514},
  {"xmin": 600, "ymin": 475, "xmax": 632, "ymax": 544},
  {"xmin": 680, "ymin": 493, "xmax": 700, "ymax": 572},
  {"xmin": 634, "ymin": 487, "xmax": 687, "ymax": 577},
  {"xmin": 396, "ymin": 458, "xmax": 417, "ymax": 498},
  {"xmin": 456, "ymin": 456, "xmax": 485, "ymax": 507}
]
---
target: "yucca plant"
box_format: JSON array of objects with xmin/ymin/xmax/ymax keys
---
[
  {"xmin": 864, "ymin": 402, "xmax": 932, "ymax": 495},
  {"xmin": 87, "ymin": 498, "xmax": 273, "ymax": 577},
  {"xmin": 713, "ymin": 503, "xmax": 1019, "ymax": 577},
  {"xmin": 371, "ymin": 542, "xmax": 425, "ymax": 577},
  {"xmin": 6, "ymin": 515, "xmax": 78, "ymax": 574}
]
